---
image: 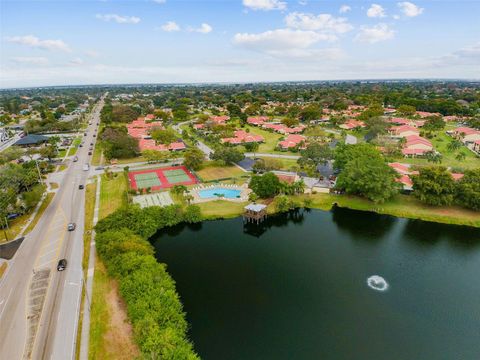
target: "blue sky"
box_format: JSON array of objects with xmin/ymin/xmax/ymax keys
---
[{"xmin": 0, "ymin": 0, "xmax": 479, "ymax": 88}]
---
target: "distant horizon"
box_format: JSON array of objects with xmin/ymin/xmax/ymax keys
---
[{"xmin": 2, "ymin": 77, "xmax": 480, "ymax": 91}]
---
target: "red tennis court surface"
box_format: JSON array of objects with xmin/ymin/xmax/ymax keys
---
[{"xmin": 128, "ymin": 165, "xmax": 198, "ymax": 191}]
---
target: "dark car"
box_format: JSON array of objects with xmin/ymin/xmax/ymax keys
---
[
  {"xmin": 79, "ymin": 144, "xmax": 83, "ymax": 147},
  {"xmin": 79, "ymin": 184, "xmax": 84, "ymax": 190},
  {"xmin": 90, "ymin": 143, "xmax": 93, "ymax": 146},
  {"xmin": 57, "ymin": 259, "xmax": 67, "ymax": 271},
  {"xmin": 93, "ymin": 134, "xmax": 96, "ymax": 137},
  {"xmin": 88, "ymin": 151, "xmax": 92, "ymax": 155},
  {"xmin": 84, "ymin": 132, "xmax": 87, "ymax": 136},
  {"xmin": 7, "ymin": 213, "xmax": 21, "ymax": 220},
  {"xmin": 67, "ymin": 223, "xmax": 76, "ymax": 231}
]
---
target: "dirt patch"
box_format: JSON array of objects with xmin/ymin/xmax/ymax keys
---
[{"xmin": 104, "ymin": 280, "xmax": 139, "ymax": 359}]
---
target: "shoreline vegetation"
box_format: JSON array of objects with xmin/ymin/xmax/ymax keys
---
[{"xmin": 196, "ymin": 193, "xmax": 480, "ymax": 228}]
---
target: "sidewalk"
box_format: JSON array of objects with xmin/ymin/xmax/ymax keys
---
[{"xmin": 79, "ymin": 175, "xmax": 101, "ymax": 360}]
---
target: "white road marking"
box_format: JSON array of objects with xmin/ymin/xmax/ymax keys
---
[{"xmin": 0, "ymin": 288, "xmax": 13, "ymax": 320}]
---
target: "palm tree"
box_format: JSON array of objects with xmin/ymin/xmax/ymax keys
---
[
  {"xmin": 425, "ymin": 150, "xmax": 442, "ymax": 164},
  {"xmin": 455, "ymin": 152, "xmax": 466, "ymax": 161},
  {"xmin": 447, "ymin": 140, "xmax": 462, "ymax": 152}
]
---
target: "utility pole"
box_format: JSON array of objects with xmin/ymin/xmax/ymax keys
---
[
  {"xmin": 3, "ymin": 217, "xmax": 9, "ymax": 241},
  {"xmin": 35, "ymin": 159, "xmax": 43, "ymax": 184}
]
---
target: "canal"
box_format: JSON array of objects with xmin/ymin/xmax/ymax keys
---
[{"xmin": 152, "ymin": 208, "xmax": 480, "ymax": 360}]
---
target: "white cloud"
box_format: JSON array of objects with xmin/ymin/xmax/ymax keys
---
[
  {"xmin": 233, "ymin": 28, "xmax": 337, "ymax": 58},
  {"xmin": 243, "ymin": 0, "xmax": 287, "ymax": 11},
  {"xmin": 69, "ymin": 58, "xmax": 84, "ymax": 66},
  {"xmin": 397, "ymin": 2, "xmax": 424, "ymax": 17},
  {"xmin": 152, "ymin": 0, "xmax": 166, "ymax": 3},
  {"xmin": 285, "ymin": 12, "xmax": 353, "ymax": 34},
  {"xmin": 6, "ymin": 35, "xmax": 71, "ymax": 52},
  {"xmin": 95, "ymin": 14, "xmax": 140, "ymax": 24},
  {"xmin": 188, "ymin": 23, "xmax": 213, "ymax": 34},
  {"xmin": 11, "ymin": 56, "xmax": 49, "ymax": 66},
  {"xmin": 339, "ymin": 5, "xmax": 351, "ymax": 14},
  {"xmin": 85, "ymin": 50, "xmax": 100, "ymax": 58},
  {"xmin": 367, "ymin": 4, "xmax": 386, "ymax": 18},
  {"xmin": 161, "ymin": 21, "xmax": 180, "ymax": 32},
  {"xmin": 355, "ymin": 23, "xmax": 395, "ymax": 43}
]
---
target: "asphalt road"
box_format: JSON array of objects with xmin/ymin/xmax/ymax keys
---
[{"xmin": 0, "ymin": 97, "xmax": 104, "ymax": 360}]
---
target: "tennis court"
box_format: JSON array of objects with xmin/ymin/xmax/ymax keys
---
[{"xmin": 129, "ymin": 165, "xmax": 198, "ymax": 191}]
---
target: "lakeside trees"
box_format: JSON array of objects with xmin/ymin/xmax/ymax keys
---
[
  {"xmin": 411, "ymin": 166, "xmax": 456, "ymax": 206},
  {"xmin": 335, "ymin": 154, "xmax": 400, "ymax": 203}
]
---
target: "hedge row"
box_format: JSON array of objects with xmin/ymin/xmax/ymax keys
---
[{"xmin": 95, "ymin": 204, "xmax": 202, "ymax": 359}]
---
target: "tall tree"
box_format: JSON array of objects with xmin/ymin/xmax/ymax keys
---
[{"xmin": 412, "ymin": 166, "xmax": 456, "ymax": 206}]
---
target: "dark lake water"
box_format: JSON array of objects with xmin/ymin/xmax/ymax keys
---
[{"xmin": 152, "ymin": 208, "xmax": 480, "ymax": 360}]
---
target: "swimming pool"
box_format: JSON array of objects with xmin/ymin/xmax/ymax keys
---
[{"xmin": 198, "ymin": 188, "xmax": 242, "ymax": 199}]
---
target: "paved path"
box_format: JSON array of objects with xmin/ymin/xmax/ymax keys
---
[
  {"xmin": 245, "ymin": 152, "xmax": 300, "ymax": 160},
  {"xmin": 79, "ymin": 175, "xmax": 101, "ymax": 360}
]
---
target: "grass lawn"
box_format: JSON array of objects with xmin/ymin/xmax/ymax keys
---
[
  {"xmin": 257, "ymin": 156, "xmax": 299, "ymax": 171},
  {"xmin": 0, "ymin": 192, "xmax": 54, "ymax": 243},
  {"xmin": 0, "ymin": 262, "xmax": 7, "ymax": 280},
  {"xmin": 288, "ymin": 193, "xmax": 480, "ymax": 227},
  {"xmin": 23, "ymin": 192, "xmax": 55, "ymax": 236},
  {"xmin": 89, "ymin": 174, "xmax": 139, "ymax": 359},
  {"xmin": 197, "ymin": 200, "xmax": 248, "ymax": 219},
  {"xmin": 99, "ymin": 173, "xmax": 127, "ymax": 218},
  {"xmin": 244, "ymin": 125, "xmax": 297, "ymax": 155},
  {"xmin": 67, "ymin": 137, "xmax": 82, "ymax": 157},
  {"xmin": 196, "ymin": 161, "xmax": 245, "ymax": 181},
  {"xmin": 393, "ymin": 131, "xmax": 480, "ymax": 171},
  {"xmin": 91, "ymin": 142, "xmax": 104, "ymax": 166}
]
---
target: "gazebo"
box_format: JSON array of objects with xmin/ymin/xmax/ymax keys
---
[{"xmin": 243, "ymin": 203, "xmax": 267, "ymax": 224}]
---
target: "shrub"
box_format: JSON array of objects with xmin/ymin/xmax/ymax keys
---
[{"xmin": 95, "ymin": 212, "xmax": 200, "ymax": 359}]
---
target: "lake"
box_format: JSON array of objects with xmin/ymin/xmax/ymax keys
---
[{"xmin": 152, "ymin": 208, "xmax": 480, "ymax": 360}]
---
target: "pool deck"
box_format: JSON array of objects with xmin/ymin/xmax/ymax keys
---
[{"xmin": 190, "ymin": 183, "xmax": 251, "ymax": 203}]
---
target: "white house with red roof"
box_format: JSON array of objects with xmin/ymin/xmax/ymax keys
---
[
  {"xmin": 390, "ymin": 125, "xmax": 420, "ymax": 138},
  {"xmin": 127, "ymin": 117, "xmax": 164, "ymax": 139},
  {"xmin": 339, "ymin": 120, "xmax": 366, "ymax": 130},
  {"xmin": 247, "ymin": 116, "xmax": 269, "ymax": 125},
  {"xmin": 473, "ymin": 139, "xmax": 480, "ymax": 153},
  {"xmin": 277, "ymin": 134, "xmax": 306, "ymax": 150},
  {"xmin": 416, "ymin": 111, "xmax": 441, "ymax": 118},
  {"xmin": 221, "ymin": 130, "xmax": 264, "ymax": 145},
  {"xmin": 452, "ymin": 127, "xmax": 480, "ymax": 143},
  {"xmin": 402, "ymin": 135, "xmax": 433, "ymax": 156},
  {"xmin": 388, "ymin": 162, "xmax": 419, "ymax": 191},
  {"xmin": 210, "ymin": 115, "xmax": 230, "ymax": 125},
  {"xmin": 139, "ymin": 138, "xmax": 186, "ymax": 152}
]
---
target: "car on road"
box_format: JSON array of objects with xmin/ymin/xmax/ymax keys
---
[
  {"xmin": 93, "ymin": 134, "xmax": 96, "ymax": 137},
  {"xmin": 67, "ymin": 223, "xmax": 76, "ymax": 231},
  {"xmin": 88, "ymin": 151, "xmax": 92, "ymax": 155},
  {"xmin": 95, "ymin": 166, "xmax": 104, "ymax": 170},
  {"xmin": 78, "ymin": 184, "xmax": 84, "ymax": 189},
  {"xmin": 83, "ymin": 164, "xmax": 89, "ymax": 171},
  {"xmin": 73, "ymin": 156, "xmax": 78, "ymax": 162},
  {"xmin": 57, "ymin": 259, "xmax": 67, "ymax": 271},
  {"xmin": 84, "ymin": 133, "xmax": 87, "ymax": 136},
  {"xmin": 79, "ymin": 144, "xmax": 83, "ymax": 147}
]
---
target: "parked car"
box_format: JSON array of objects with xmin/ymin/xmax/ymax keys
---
[
  {"xmin": 57, "ymin": 259, "xmax": 67, "ymax": 271},
  {"xmin": 93, "ymin": 134, "xmax": 96, "ymax": 137},
  {"xmin": 84, "ymin": 133, "xmax": 87, "ymax": 136},
  {"xmin": 88, "ymin": 151, "xmax": 92, "ymax": 155},
  {"xmin": 95, "ymin": 166, "xmax": 104, "ymax": 170},
  {"xmin": 67, "ymin": 223, "xmax": 76, "ymax": 231},
  {"xmin": 73, "ymin": 156, "xmax": 78, "ymax": 162},
  {"xmin": 79, "ymin": 184, "xmax": 84, "ymax": 190},
  {"xmin": 7, "ymin": 213, "xmax": 21, "ymax": 220}
]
